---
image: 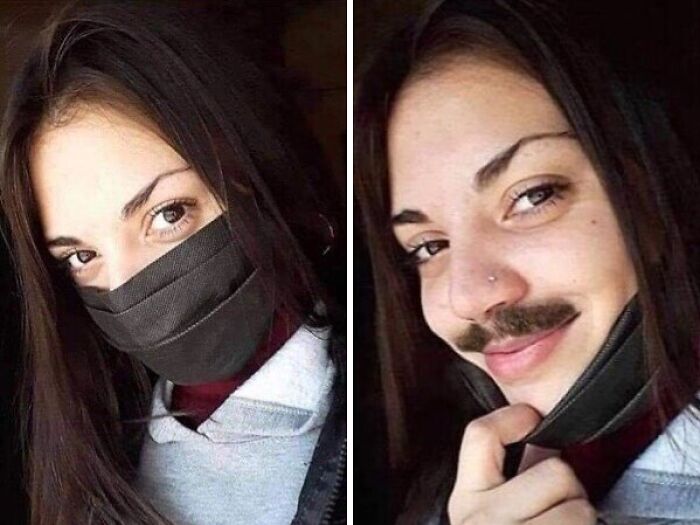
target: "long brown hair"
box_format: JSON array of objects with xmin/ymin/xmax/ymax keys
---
[
  {"xmin": 355, "ymin": 0, "xmax": 700, "ymax": 515},
  {"xmin": 0, "ymin": 3, "xmax": 342, "ymax": 524}
]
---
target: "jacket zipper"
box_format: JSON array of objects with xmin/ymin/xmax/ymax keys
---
[{"xmin": 320, "ymin": 438, "xmax": 347, "ymax": 524}]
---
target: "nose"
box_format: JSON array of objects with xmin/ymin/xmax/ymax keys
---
[
  {"xmin": 103, "ymin": 241, "xmax": 149, "ymax": 291},
  {"xmin": 448, "ymin": 242, "xmax": 529, "ymax": 323}
]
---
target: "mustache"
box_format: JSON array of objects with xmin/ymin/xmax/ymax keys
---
[{"xmin": 454, "ymin": 301, "xmax": 579, "ymax": 353}]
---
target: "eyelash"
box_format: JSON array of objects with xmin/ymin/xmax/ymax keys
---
[
  {"xmin": 403, "ymin": 239, "xmax": 449, "ymax": 267},
  {"xmin": 146, "ymin": 198, "xmax": 197, "ymax": 239},
  {"xmin": 57, "ymin": 198, "xmax": 198, "ymax": 275},
  {"xmin": 401, "ymin": 181, "xmax": 572, "ymax": 268},
  {"xmin": 505, "ymin": 181, "xmax": 571, "ymax": 219},
  {"xmin": 58, "ymin": 249, "xmax": 96, "ymax": 275}
]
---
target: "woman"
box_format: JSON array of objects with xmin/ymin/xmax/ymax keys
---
[
  {"xmin": 356, "ymin": 0, "xmax": 700, "ymax": 523},
  {"xmin": 0, "ymin": 3, "xmax": 345, "ymax": 524}
]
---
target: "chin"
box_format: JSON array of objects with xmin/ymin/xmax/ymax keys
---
[
  {"xmin": 500, "ymin": 377, "xmax": 574, "ymax": 416},
  {"xmin": 501, "ymin": 325, "xmax": 595, "ymax": 415}
]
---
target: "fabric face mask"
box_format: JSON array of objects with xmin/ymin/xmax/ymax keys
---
[
  {"xmin": 452, "ymin": 297, "xmax": 657, "ymax": 477},
  {"xmin": 78, "ymin": 215, "xmax": 275, "ymax": 385}
]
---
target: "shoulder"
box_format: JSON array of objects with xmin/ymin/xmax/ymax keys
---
[
  {"xmin": 599, "ymin": 469, "xmax": 700, "ymax": 522},
  {"xmin": 599, "ymin": 400, "xmax": 700, "ymax": 522},
  {"xmin": 292, "ymin": 326, "xmax": 346, "ymax": 524}
]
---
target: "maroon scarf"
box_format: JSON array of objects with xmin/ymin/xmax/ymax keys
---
[{"xmin": 171, "ymin": 309, "xmax": 300, "ymax": 428}]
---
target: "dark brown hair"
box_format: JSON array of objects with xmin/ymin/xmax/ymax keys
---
[
  {"xmin": 355, "ymin": 0, "xmax": 700, "ymax": 517},
  {"xmin": 0, "ymin": 2, "xmax": 343, "ymax": 523}
]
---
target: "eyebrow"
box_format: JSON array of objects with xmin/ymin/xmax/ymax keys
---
[
  {"xmin": 475, "ymin": 130, "xmax": 575, "ymax": 190},
  {"xmin": 46, "ymin": 165, "xmax": 192, "ymax": 249},
  {"xmin": 391, "ymin": 130, "xmax": 575, "ymax": 226},
  {"xmin": 46, "ymin": 236, "xmax": 83, "ymax": 249},
  {"xmin": 120, "ymin": 165, "xmax": 192, "ymax": 220},
  {"xmin": 391, "ymin": 209, "xmax": 429, "ymax": 225}
]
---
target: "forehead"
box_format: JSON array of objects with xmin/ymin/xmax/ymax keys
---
[
  {"xmin": 387, "ymin": 59, "xmax": 570, "ymax": 211},
  {"xmin": 30, "ymin": 105, "xmax": 186, "ymax": 237}
]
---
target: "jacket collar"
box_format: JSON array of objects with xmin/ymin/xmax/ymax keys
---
[
  {"xmin": 292, "ymin": 331, "xmax": 347, "ymax": 525},
  {"xmin": 146, "ymin": 325, "xmax": 335, "ymax": 443}
]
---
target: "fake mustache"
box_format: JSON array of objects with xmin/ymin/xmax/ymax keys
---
[{"xmin": 454, "ymin": 301, "xmax": 580, "ymax": 353}]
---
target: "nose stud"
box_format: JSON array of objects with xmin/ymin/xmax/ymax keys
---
[{"xmin": 487, "ymin": 275, "xmax": 498, "ymax": 283}]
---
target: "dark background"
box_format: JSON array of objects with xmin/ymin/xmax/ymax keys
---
[
  {"xmin": 0, "ymin": 1, "xmax": 345, "ymax": 523},
  {"xmin": 354, "ymin": 2, "xmax": 426, "ymax": 523},
  {"xmin": 0, "ymin": 0, "xmax": 346, "ymax": 189}
]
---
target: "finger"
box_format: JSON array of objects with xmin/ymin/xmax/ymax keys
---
[
  {"xmin": 494, "ymin": 457, "xmax": 588, "ymax": 520},
  {"xmin": 525, "ymin": 498, "xmax": 597, "ymax": 525},
  {"xmin": 453, "ymin": 404, "xmax": 541, "ymax": 492}
]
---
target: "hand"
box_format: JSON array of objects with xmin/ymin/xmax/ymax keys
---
[{"xmin": 447, "ymin": 404, "xmax": 597, "ymax": 525}]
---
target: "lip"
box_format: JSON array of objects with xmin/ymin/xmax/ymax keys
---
[{"xmin": 482, "ymin": 314, "xmax": 579, "ymax": 381}]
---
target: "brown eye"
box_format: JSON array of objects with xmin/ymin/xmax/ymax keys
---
[
  {"xmin": 147, "ymin": 198, "xmax": 197, "ymax": 239},
  {"xmin": 524, "ymin": 186, "xmax": 554, "ymax": 207},
  {"xmin": 405, "ymin": 238, "xmax": 449, "ymax": 266},
  {"xmin": 162, "ymin": 203, "xmax": 185, "ymax": 224},
  {"xmin": 151, "ymin": 202, "xmax": 188, "ymax": 231},
  {"xmin": 425, "ymin": 240, "xmax": 446, "ymax": 255},
  {"xmin": 507, "ymin": 180, "xmax": 571, "ymax": 218},
  {"xmin": 63, "ymin": 249, "xmax": 97, "ymax": 271}
]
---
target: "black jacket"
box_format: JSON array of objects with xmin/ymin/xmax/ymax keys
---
[{"xmin": 292, "ymin": 332, "xmax": 347, "ymax": 525}]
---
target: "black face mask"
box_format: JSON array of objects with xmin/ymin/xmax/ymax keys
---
[
  {"xmin": 79, "ymin": 215, "xmax": 275, "ymax": 385},
  {"xmin": 452, "ymin": 297, "xmax": 657, "ymax": 477}
]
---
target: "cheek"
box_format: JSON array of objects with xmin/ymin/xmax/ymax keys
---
[
  {"xmin": 508, "ymin": 212, "xmax": 636, "ymax": 301},
  {"xmin": 571, "ymin": 214, "xmax": 635, "ymax": 295},
  {"xmin": 588, "ymin": 215, "xmax": 637, "ymax": 293},
  {"xmin": 419, "ymin": 273, "xmax": 457, "ymax": 345},
  {"xmin": 200, "ymin": 193, "xmax": 225, "ymax": 222},
  {"xmin": 414, "ymin": 207, "xmax": 637, "ymax": 348}
]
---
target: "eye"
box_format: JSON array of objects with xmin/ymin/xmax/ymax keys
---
[
  {"xmin": 146, "ymin": 199, "xmax": 197, "ymax": 238},
  {"xmin": 404, "ymin": 238, "xmax": 449, "ymax": 266},
  {"xmin": 505, "ymin": 180, "xmax": 571, "ymax": 219},
  {"xmin": 61, "ymin": 249, "xmax": 97, "ymax": 273},
  {"xmin": 152, "ymin": 202, "xmax": 186, "ymax": 229}
]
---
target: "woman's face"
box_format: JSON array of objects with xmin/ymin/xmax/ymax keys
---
[
  {"xmin": 388, "ymin": 58, "xmax": 638, "ymax": 415},
  {"xmin": 30, "ymin": 104, "xmax": 223, "ymax": 290}
]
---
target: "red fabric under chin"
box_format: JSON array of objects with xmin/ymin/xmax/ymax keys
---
[
  {"xmin": 561, "ymin": 387, "xmax": 680, "ymax": 504},
  {"xmin": 561, "ymin": 408, "xmax": 659, "ymax": 503},
  {"xmin": 171, "ymin": 309, "xmax": 300, "ymax": 429}
]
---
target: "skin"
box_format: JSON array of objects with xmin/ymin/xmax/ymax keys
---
[
  {"xmin": 388, "ymin": 58, "xmax": 637, "ymax": 522},
  {"xmin": 448, "ymin": 405, "xmax": 596, "ymax": 524},
  {"xmin": 389, "ymin": 58, "xmax": 638, "ymax": 415},
  {"xmin": 30, "ymin": 104, "xmax": 223, "ymax": 290}
]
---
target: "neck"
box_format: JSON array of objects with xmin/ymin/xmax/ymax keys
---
[{"xmin": 171, "ymin": 308, "xmax": 301, "ymax": 428}]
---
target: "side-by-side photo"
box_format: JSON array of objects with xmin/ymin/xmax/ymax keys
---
[
  {"xmin": 0, "ymin": 1, "xmax": 346, "ymax": 524},
  {"xmin": 355, "ymin": 1, "xmax": 700, "ymax": 524},
  {"xmin": 6, "ymin": 0, "xmax": 700, "ymax": 523}
]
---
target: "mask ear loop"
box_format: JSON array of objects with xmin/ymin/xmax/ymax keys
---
[{"xmin": 319, "ymin": 213, "xmax": 335, "ymax": 256}]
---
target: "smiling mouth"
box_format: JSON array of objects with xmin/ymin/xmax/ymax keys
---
[{"xmin": 480, "ymin": 313, "xmax": 580, "ymax": 381}]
